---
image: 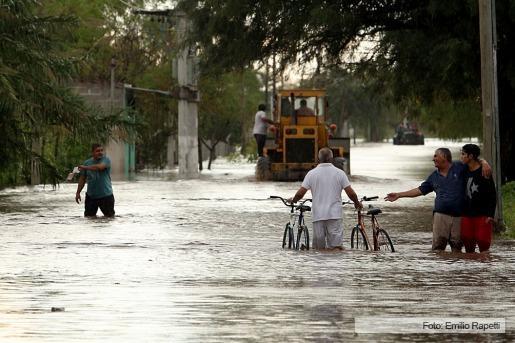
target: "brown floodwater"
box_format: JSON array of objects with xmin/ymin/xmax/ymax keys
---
[{"xmin": 0, "ymin": 139, "xmax": 513, "ymax": 342}]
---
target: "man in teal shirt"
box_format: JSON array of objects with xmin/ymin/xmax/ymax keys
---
[{"xmin": 75, "ymin": 143, "xmax": 115, "ymax": 217}]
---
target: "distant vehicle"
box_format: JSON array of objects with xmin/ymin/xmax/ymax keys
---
[
  {"xmin": 393, "ymin": 122, "xmax": 424, "ymax": 145},
  {"xmin": 256, "ymin": 89, "xmax": 350, "ymax": 181}
]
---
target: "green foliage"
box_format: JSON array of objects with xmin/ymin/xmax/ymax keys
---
[
  {"xmin": 323, "ymin": 68, "xmax": 400, "ymax": 141},
  {"xmin": 225, "ymin": 147, "xmax": 246, "ymax": 163},
  {"xmin": 368, "ymin": 1, "xmax": 481, "ymax": 104},
  {"xmin": 502, "ymin": 182, "xmax": 515, "ymax": 237},
  {"xmin": 134, "ymin": 92, "xmax": 178, "ymax": 170},
  {"xmin": 36, "ymin": 1, "xmax": 180, "ymax": 172},
  {"xmin": 181, "ymin": 0, "xmax": 515, "ymax": 180},
  {"xmin": 418, "ymin": 98, "xmax": 482, "ymax": 139},
  {"xmin": 0, "ymin": 0, "xmax": 131, "ymax": 187},
  {"xmin": 40, "ymin": 0, "xmax": 168, "ymax": 83},
  {"xmin": 198, "ymin": 69, "xmax": 263, "ymax": 167},
  {"xmin": 244, "ymin": 140, "xmax": 258, "ymax": 162}
]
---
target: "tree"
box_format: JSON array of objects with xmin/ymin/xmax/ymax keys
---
[
  {"xmin": 41, "ymin": 0, "xmax": 173, "ymax": 84},
  {"xmin": 180, "ymin": 0, "xmax": 515, "ymax": 182},
  {"xmin": 198, "ymin": 70, "xmax": 263, "ymax": 169},
  {"xmin": 304, "ymin": 68, "xmax": 401, "ymax": 141},
  {"xmin": 0, "ymin": 0, "xmax": 125, "ymax": 186},
  {"xmin": 42, "ymin": 1, "xmax": 181, "ymax": 172}
]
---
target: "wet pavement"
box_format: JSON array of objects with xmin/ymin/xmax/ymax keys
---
[{"xmin": 0, "ymin": 139, "xmax": 513, "ymax": 342}]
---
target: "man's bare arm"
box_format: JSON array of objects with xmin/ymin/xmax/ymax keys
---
[
  {"xmin": 344, "ymin": 185, "xmax": 362, "ymax": 210},
  {"xmin": 288, "ymin": 187, "xmax": 308, "ymax": 204},
  {"xmin": 75, "ymin": 175, "xmax": 86, "ymax": 203},
  {"xmin": 262, "ymin": 117, "xmax": 275, "ymax": 125},
  {"xmin": 385, "ymin": 188, "xmax": 422, "ymax": 202},
  {"xmin": 479, "ymin": 159, "xmax": 492, "ymax": 178},
  {"xmin": 79, "ymin": 163, "xmax": 108, "ymax": 171}
]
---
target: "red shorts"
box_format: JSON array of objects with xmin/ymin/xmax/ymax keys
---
[{"xmin": 460, "ymin": 216, "xmax": 493, "ymax": 253}]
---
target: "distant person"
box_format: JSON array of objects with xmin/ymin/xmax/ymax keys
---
[
  {"xmin": 75, "ymin": 143, "xmax": 115, "ymax": 217},
  {"xmin": 385, "ymin": 148, "xmax": 490, "ymax": 252},
  {"xmin": 252, "ymin": 104, "xmax": 274, "ymax": 157},
  {"xmin": 296, "ymin": 99, "xmax": 315, "ymax": 116},
  {"xmin": 288, "ymin": 147, "xmax": 361, "ymax": 250},
  {"xmin": 460, "ymin": 144, "xmax": 497, "ymax": 253}
]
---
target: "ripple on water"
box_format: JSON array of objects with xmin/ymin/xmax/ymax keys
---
[{"xmin": 0, "ymin": 142, "xmax": 513, "ymax": 342}]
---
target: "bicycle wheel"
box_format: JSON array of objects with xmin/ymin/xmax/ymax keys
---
[
  {"xmin": 296, "ymin": 225, "xmax": 310, "ymax": 250},
  {"xmin": 351, "ymin": 225, "xmax": 368, "ymax": 250},
  {"xmin": 375, "ymin": 228, "xmax": 395, "ymax": 252},
  {"xmin": 282, "ymin": 223, "xmax": 294, "ymax": 249}
]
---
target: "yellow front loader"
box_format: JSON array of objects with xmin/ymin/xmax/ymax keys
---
[{"xmin": 256, "ymin": 89, "xmax": 350, "ymax": 181}]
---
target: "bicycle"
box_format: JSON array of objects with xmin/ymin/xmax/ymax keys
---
[
  {"xmin": 270, "ymin": 196, "xmax": 311, "ymax": 250},
  {"xmin": 343, "ymin": 196, "xmax": 395, "ymax": 252}
]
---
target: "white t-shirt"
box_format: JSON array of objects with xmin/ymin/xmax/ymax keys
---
[
  {"xmin": 301, "ymin": 163, "xmax": 351, "ymax": 222},
  {"xmin": 252, "ymin": 110, "xmax": 268, "ymax": 135}
]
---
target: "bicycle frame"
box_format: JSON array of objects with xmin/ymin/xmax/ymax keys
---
[
  {"xmin": 355, "ymin": 210, "xmax": 370, "ymax": 249},
  {"xmin": 289, "ymin": 211, "xmax": 304, "ymax": 232},
  {"xmin": 271, "ymin": 196, "xmax": 311, "ymax": 250},
  {"xmin": 346, "ymin": 196, "xmax": 394, "ymax": 252},
  {"xmin": 356, "ymin": 210, "xmax": 381, "ymax": 251}
]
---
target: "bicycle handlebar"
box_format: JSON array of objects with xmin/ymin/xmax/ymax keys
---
[
  {"xmin": 269, "ymin": 195, "xmax": 311, "ymax": 208},
  {"xmin": 362, "ymin": 196, "xmax": 378, "ymax": 201},
  {"xmin": 342, "ymin": 195, "xmax": 379, "ymax": 206}
]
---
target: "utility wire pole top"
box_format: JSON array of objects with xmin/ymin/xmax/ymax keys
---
[{"xmin": 133, "ymin": 7, "xmax": 199, "ymax": 178}]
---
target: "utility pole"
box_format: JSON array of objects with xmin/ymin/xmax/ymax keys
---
[
  {"xmin": 133, "ymin": 8, "xmax": 199, "ymax": 178},
  {"xmin": 110, "ymin": 57, "xmax": 116, "ymax": 107},
  {"xmin": 176, "ymin": 11, "xmax": 199, "ymax": 178},
  {"xmin": 272, "ymin": 54, "xmax": 277, "ymax": 121},
  {"xmin": 479, "ymin": 0, "xmax": 504, "ymax": 230},
  {"xmin": 123, "ymin": 84, "xmax": 136, "ymax": 180},
  {"xmin": 264, "ymin": 60, "xmax": 269, "ymax": 110}
]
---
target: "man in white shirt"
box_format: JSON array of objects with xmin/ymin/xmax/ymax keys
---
[
  {"xmin": 288, "ymin": 147, "xmax": 362, "ymax": 250},
  {"xmin": 252, "ymin": 104, "xmax": 275, "ymax": 157}
]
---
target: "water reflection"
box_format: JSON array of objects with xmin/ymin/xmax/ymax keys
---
[{"xmin": 0, "ymin": 140, "xmax": 512, "ymax": 342}]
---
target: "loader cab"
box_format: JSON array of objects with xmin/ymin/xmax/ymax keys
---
[
  {"xmin": 277, "ymin": 92, "xmax": 327, "ymax": 126},
  {"xmin": 257, "ymin": 88, "xmax": 349, "ymax": 181}
]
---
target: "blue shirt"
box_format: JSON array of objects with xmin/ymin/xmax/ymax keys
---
[
  {"xmin": 80, "ymin": 156, "xmax": 113, "ymax": 199},
  {"xmin": 418, "ymin": 162, "xmax": 467, "ymax": 217}
]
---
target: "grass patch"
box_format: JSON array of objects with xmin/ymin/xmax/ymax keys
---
[{"xmin": 502, "ymin": 181, "xmax": 515, "ymax": 237}]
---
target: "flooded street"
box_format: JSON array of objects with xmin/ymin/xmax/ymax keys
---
[{"xmin": 0, "ymin": 139, "xmax": 513, "ymax": 342}]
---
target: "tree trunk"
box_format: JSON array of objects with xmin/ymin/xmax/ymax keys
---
[
  {"xmin": 207, "ymin": 141, "xmax": 219, "ymax": 170},
  {"xmin": 30, "ymin": 136, "xmax": 42, "ymax": 186},
  {"xmin": 338, "ymin": 90, "xmax": 351, "ymax": 137},
  {"xmin": 239, "ymin": 71, "xmax": 247, "ymax": 150},
  {"xmin": 198, "ymin": 137, "xmax": 203, "ymax": 171}
]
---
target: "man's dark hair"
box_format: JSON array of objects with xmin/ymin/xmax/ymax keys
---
[
  {"xmin": 258, "ymin": 104, "xmax": 266, "ymax": 111},
  {"xmin": 462, "ymin": 144, "xmax": 480, "ymax": 160},
  {"xmin": 300, "ymin": 99, "xmax": 307, "ymax": 106},
  {"xmin": 92, "ymin": 143, "xmax": 103, "ymax": 152},
  {"xmin": 436, "ymin": 147, "xmax": 452, "ymax": 162}
]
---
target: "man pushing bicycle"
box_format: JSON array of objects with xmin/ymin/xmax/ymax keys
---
[{"xmin": 288, "ymin": 147, "xmax": 362, "ymax": 250}]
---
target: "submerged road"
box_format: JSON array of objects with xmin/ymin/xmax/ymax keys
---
[{"xmin": 0, "ymin": 139, "xmax": 513, "ymax": 342}]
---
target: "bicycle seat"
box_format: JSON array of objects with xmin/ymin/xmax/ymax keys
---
[
  {"xmin": 296, "ymin": 205, "xmax": 311, "ymax": 212},
  {"xmin": 367, "ymin": 207, "xmax": 382, "ymax": 215}
]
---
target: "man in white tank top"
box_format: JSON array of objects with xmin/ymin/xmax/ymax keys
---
[{"xmin": 288, "ymin": 148, "xmax": 362, "ymax": 250}]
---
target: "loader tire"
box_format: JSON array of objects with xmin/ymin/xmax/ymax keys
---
[{"xmin": 256, "ymin": 156, "xmax": 271, "ymax": 181}]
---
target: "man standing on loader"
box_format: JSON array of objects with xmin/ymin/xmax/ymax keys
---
[{"xmin": 253, "ymin": 104, "xmax": 275, "ymax": 157}]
